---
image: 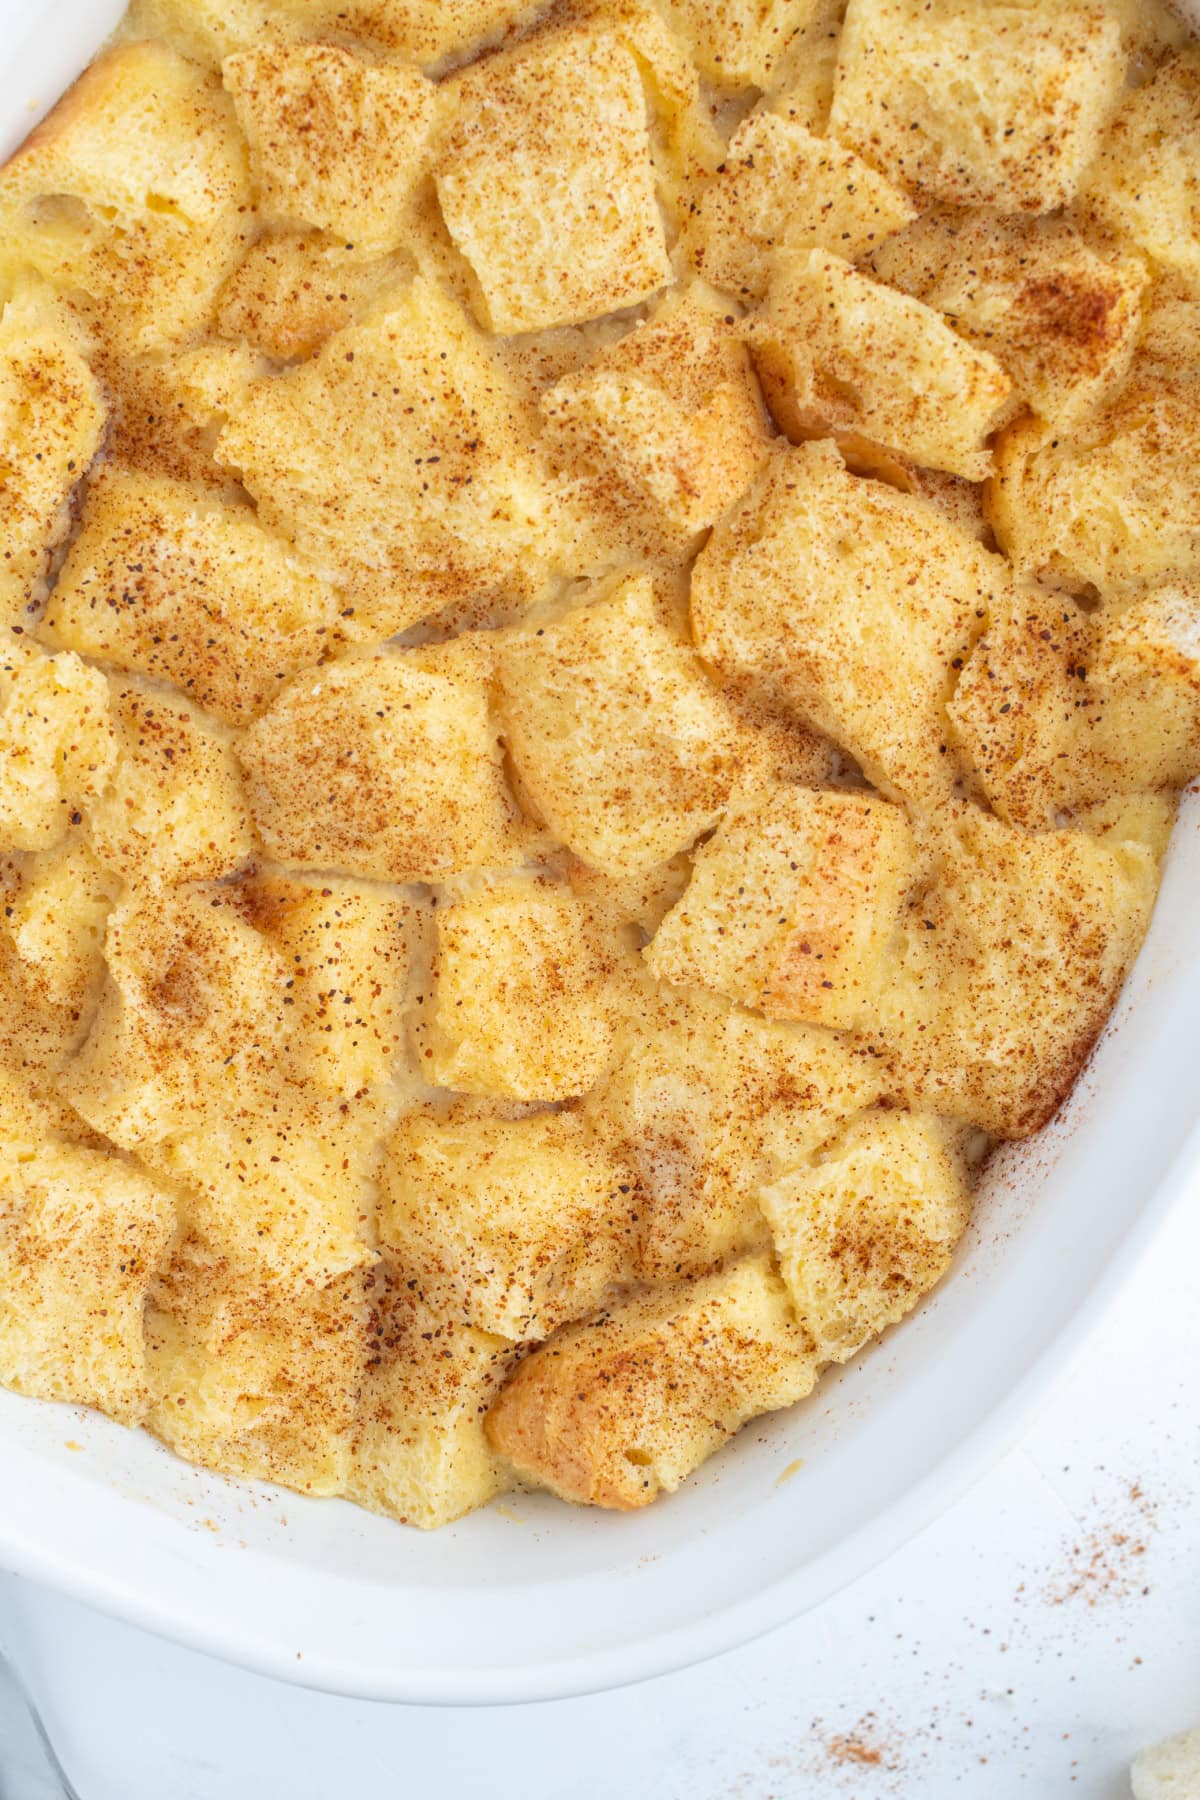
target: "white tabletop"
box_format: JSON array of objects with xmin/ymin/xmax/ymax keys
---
[{"xmin": 1, "ymin": 1171, "xmax": 1197, "ymax": 1800}]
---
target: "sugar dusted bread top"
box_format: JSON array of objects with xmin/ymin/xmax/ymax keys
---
[{"xmin": 0, "ymin": 0, "xmax": 1192, "ymax": 1533}]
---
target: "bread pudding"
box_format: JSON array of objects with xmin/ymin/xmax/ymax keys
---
[{"xmin": 0, "ymin": 0, "xmax": 1196, "ymax": 1528}]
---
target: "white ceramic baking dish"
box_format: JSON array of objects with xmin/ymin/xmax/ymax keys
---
[{"xmin": 0, "ymin": 0, "xmax": 1198, "ymax": 1708}]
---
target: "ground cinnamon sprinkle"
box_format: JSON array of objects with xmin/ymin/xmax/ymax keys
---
[
  {"xmin": 1044, "ymin": 1480, "xmax": 1158, "ymax": 1607},
  {"xmin": 823, "ymin": 1712, "xmax": 897, "ymax": 1772}
]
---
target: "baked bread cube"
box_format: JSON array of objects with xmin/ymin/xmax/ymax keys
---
[
  {"xmin": 283, "ymin": 0, "xmax": 544, "ymax": 67},
  {"xmin": 0, "ymin": 281, "xmax": 105, "ymax": 622},
  {"xmin": 145, "ymin": 1091, "xmax": 384, "ymax": 1287},
  {"xmin": 748, "ymin": 250, "xmax": 1012, "ymax": 481},
  {"xmin": 760, "ymin": 1109, "xmax": 971, "ymax": 1363},
  {"xmin": 498, "ymin": 575, "xmax": 736, "ymax": 878},
  {"xmin": 90, "ymin": 678, "xmax": 254, "ymax": 884},
  {"xmin": 0, "ymin": 42, "xmax": 250, "ymax": 351},
  {"xmin": 424, "ymin": 878, "xmax": 632, "ymax": 1102},
  {"xmin": 659, "ymin": 0, "xmax": 835, "ymax": 90},
  {"xmin": 949, "ymin": 585, "xmax": 1200, "ymax": 828},
  {"xmin": 240, "ymin": 649, "xmax": 523, "ymax": 884},
  {"xmin": 947, "ymin": 589, "xmax": 1101, "ymax": 829},
  {"xmin": 691, "ymin": 442, "xmax": 1008, "ymax": 805},
  {"xmin": 0, "ymin": 1144, "xmax": 175, "ymax": 1425},
  {"xmin": 869, "ymin": 212, "xmax": 1146, "ymax": 430},
  {"xmin": 125, "ymin": 0, "xmax": 278, "ymax": 66},
  {"xmin": 682, "ymin": 113, "xmax": 915, "ymax": 303},
  {"xmin": 560, "ymin": 0, "xmax": 723, "ymax": 200},
  {"xmin": 78, "ymin": 336, "xmax": 263, "ymax": 497},
  {"xmin": 231, "ymin": 870, "xmax": 417, "ymax": 1098},
  {"xmin": 1137, "ymin": 273, "xmax": 1200, "ymax": 382},
  {"xmin": 1131, "ymin": 1729, "xmax": 1200, "ymax": 1800},
  {"xmin": 0, "ymin": 641, "xmax": 115, "ymax": 853},
  {"xmin": 147, "ymin": 1244, "xmax": 368, "ymax": 1496},
  {"xmin": 1091, "ymin": 587, "xmax": 1200, "ymax": 793},
  {"xmin": 863, "ymin": 803, "xmax": 1160, "ymax": 1137},
  {"xmin": 828, "ymin": 0, "xmax": 1123, "ymax": 214},
  {"xmin": 380, "ymin": 1108, "xmax": 632, "ymax": 1341},
  {"xmin": 436, "ymin": 28, "xmax": 671, "ymax": 333},
  {"xmin": 540, "ymin": 287, "xmax": 771, "ymax": 555},
  {"xmin": 0, "ymin": 838, "xmax": 118, "ymax": 1079},
  {"xmin": 486, "ymin": 1253, "xmax": 817, "ymax": 1510},
  {"xmin": 589, "ymin": 986, "xmax": 879, "ymax": 1279},
  {"xmin": 349, "ymin": 1264, "xmax": 518, "ymax": 1530},
  {"xmin": 987, "ymin": 380, "xmax": 1200, "ymax": 602},
  {"xmin": 66, "ymin": 884, "xmax": 286, "ymax": 1150},
  {"xmin": 224, "ymin": 44, "xmax": 437, "ymax": 255},
  {"xmin": 216, "ymin": 233, "xmax": 404, "ymax": 362},
  {"xmin": 40, "ymin": 465, "xmax": 343, "ymax": 726},
  {"xmin": 217, "ymin": 277, "xmax": 555, "ymax": 632},
  {"xmin": 646, "ymin": 785, "xmax": 913, "ymax": 1030},
  {"xmin": 1082, "ymin": 50, "xmax": 1200, "ymax": 287},
  {"xmin": 1098, "ymin": 0, "xmax": 1191, "ymax": 69}
]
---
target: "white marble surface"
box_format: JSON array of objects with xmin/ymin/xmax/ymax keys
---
[{"xmin": 0, "ymin": 1173, "xmax": 1197, "ymax": 1800}]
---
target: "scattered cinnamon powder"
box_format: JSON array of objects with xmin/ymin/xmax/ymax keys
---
[
  {"xmin": 822, "ymin": 1712, "xmax": 898, "ymax": 1773},
  {"xmin": 1044, "ymin": 1480, "xmax": 1158, "ymax": 1607}
]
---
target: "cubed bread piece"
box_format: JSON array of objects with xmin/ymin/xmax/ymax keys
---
[
  {"xmin": 683, "ymin": 113, "xmax": 915, "ymax": 303},
  {"xmin": 349, "ymin": 1265, "xmax": 517, "ymax": 1529},
  {"xmin": 869, "ymin": 212, "xmax": 1145, "ymax": 430},
  {"xmin": 659, "ymin": 0, "xmax": 831, "ymax": 90},
  {"xmin": 40, "ymin": 466, "xmax": 343, "ymax": 726},
  {"xmin": 748, "ymin": 250, "xmax": 1012, "ymax": 481},
  {"xmin": 436, "ymin": 28, "xmax": 671, "ymax": 333},
  {"xmin": 560, "ymin": 0, "xmax": 723, "ymax": 199},
  {"xmin": 125, "ymin": 0, "xmax": 278, "ymax": 65},
  {"xmin": 216, "ymin": 233, "xmax": 405, "ymax": 361},
  {"xmin": 0, "ymin": 43, "xmax": 250, "ymax": 351},
  {"xmin": 90, "ymin": 678, "xmax": 254, "ymax": 883},
  {"xmin": 230, "ymin": 870, "xmax": 418, "ymax": 1096},
  {"xmin": 1137, "ymin": 273, "xmax": 1200, "ymax": 381},
  {"xmin": 380, "ymin": 1108, "xmax": 632, "ymax": 1340},
  {"xmin": 948, "ymin": 585, "xmax": 1200, "ymax": 828},
  {"xmin": 760, "ymin": 1109, "xmax": 971, "ymax": 1363},
  {"xmin": 497, "ymin": 575, "xmax": 733, "ymax": 878},
  {"xmin": 0, "ymin": 1144, "xmax": 175, "ymax": 1424},
  {"xmin": 646, "ymin": 786, "xmax": 913, "ymax": 1030},
  {"xmin": 425, "ymin": 879, "xmax": 632, "ymax": 1102},
  {"xmin": 286, "ymin": 0, "xmax": 544, "ymax": 66},
  {"xmin": 147, "ymin": 1244, "xmax": 367, "ymax": 1495},
  {"xmin": 217, "ymin": 277, "xmax": 555, "ymax": 631},
  {"xmin": 225, "ymin": 44, "xmax": 437, "ymax": 255},
  {"xmin": 0, "ymin": 640, "xmax": 115, "ymax": 853},
  {"xmin": 863, "ymin": 803, "xmax": 1159, "ymax": 1136},
  {"xmin": 144, "ymin": 1091, "xmax": 385, "ymax": 1286},
  {"xmin": 1097, "ymin": 0, "xmax": 1191, "ymax": 68},
  {"xmin": 828, "ymin": 0, "xmax": 1123, "ymax": 214},
  {"xmin": 1076, "ymin": 792, "xmax": 1177, "ymax": 864},
  {"xmin": 66, "ymin": 884, "xmax": 288, "ymax": 1150},
  {"xmin": 78, "ymin": 336, "xmax": 263, "ymax": 496},
  {"xmin": 691, "ymin": 442, "xmax": 1008, "ymax": 804},
  {"xmin": 1131, "ymin": 1729, "xmax": 1200, "ymax": 1800},
  {"xmin": 240, "ymin": 650, "xmax": 523, "ymax": 883},
  {"xmin": 0, "ymin": 281, "xmax": 105, "ymax": 621},
  {"xmin": 1091, "ymin": 587, "xmax": 1200, "ymax": 792},
  {"xmin": 987, "ymin": 380, "xmax": 1200, "ymax": 602},
  {"xmin": 947, "ymin": 588, "xmax": 1101, "ymax": 829},
  {"xmin": 540, "ymin": 288, "xmax": 772, "ymax": 555},
  {"xmin": 486, "ymin": 1253, "xmax": 817, "ymax": 1509},
  {"xmin": 589, "ymin": 986, "xmax": 879, "ymax": 1278},
  {"xmin": 0, "ymin": 838, "xmax": 118, "ymax": 1078},
  {"xmin": 1081, "ymin": 50, "xmax": 1200, "ymax": 286}
]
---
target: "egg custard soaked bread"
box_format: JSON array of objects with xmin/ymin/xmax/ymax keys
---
[{"xmin": 0, "ymin": 0, "xmax": 1196, "ymax": 1530}]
